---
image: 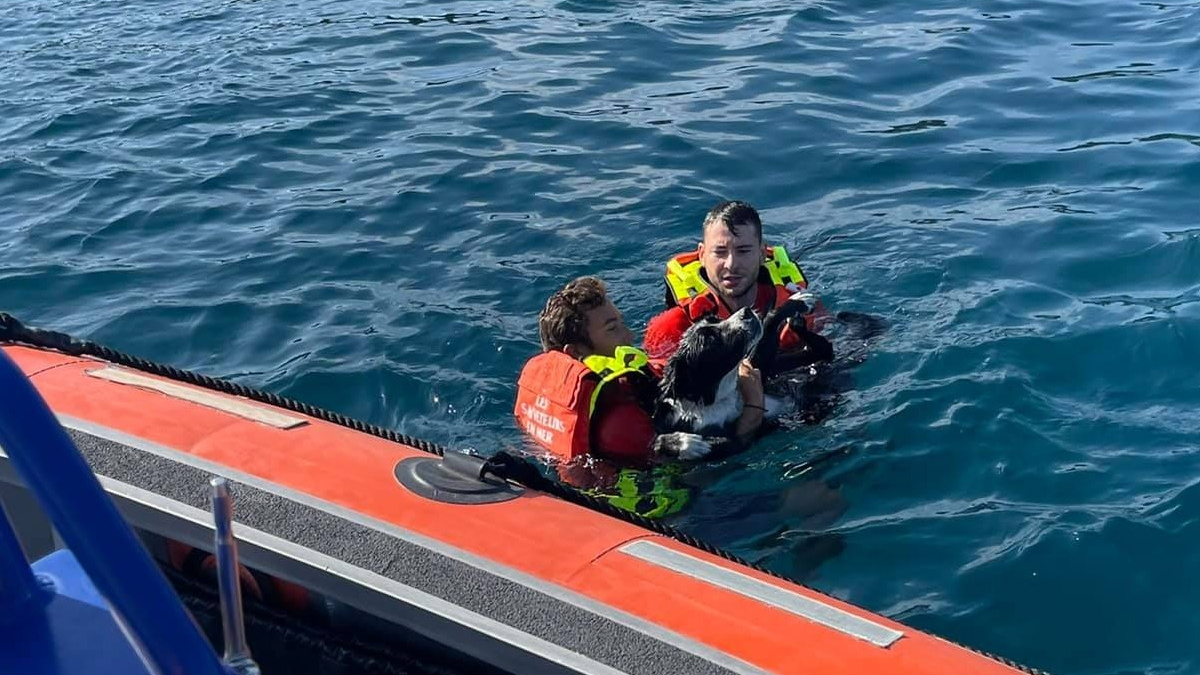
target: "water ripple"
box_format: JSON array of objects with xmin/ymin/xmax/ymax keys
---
[{"xmin": 3, "ymin": 0, "xmax": 1199, "ymax": 672}]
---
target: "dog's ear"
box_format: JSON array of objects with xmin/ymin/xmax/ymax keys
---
[
  {"xmin": 657, "ymin": 355, "xmax": 691, "ymax": 402},
  {"xmin": 660, "ymin": 337, "xmax": 710, "ymax": 406},
  {"xmin": 750, "ymin": 326, "xmax": 779, "ymax": 372},
  {"xmin": 751, "ymin": 307, "xmax": 790, "ymax": 371}
]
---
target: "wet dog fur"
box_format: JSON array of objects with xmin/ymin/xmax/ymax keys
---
[{"xmin": 651, "ymin": 306, "xmax": 789, "ymax": 460}]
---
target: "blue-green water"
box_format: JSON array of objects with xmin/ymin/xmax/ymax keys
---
[{"xmin": 3, "ymin": 1, "xmax": 1199, "ymax": 672}]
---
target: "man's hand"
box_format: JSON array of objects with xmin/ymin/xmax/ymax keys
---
[
  {"xmin": 735, "ymin": 359, "xmax": 767, "ymax": 439},
  {"xmin": 737, "ymin": 359, "xmax": 764, "ymax": 408}
]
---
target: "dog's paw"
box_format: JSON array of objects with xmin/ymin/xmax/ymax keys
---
[
  {"xmin": 652, "ymin": 432, "xmax": 712, "ymax": 461},
  {"xmin": 774, "ymin": 291, "xmax": 817, "ymax": 323},
  {"xmin": 788, "ymin": 290, "xmax": 817, "ymax": 309}
]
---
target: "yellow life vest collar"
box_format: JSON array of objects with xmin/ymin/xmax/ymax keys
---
[
  {"xmin": 760, "ymin": 245, "xmax": 805, "ymax": 290},
  {"xmin": 581, "ymin": 346, "xmax": 651, "ymax": 417},
  {"xmin": 665, "ymin": 245, "xmax": 805, "ymax": 305}
]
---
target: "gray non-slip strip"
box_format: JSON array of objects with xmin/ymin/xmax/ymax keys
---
[
  {"xmin": 100, "ymin": 475, "xmax": 629, "ymax": 675},
  {"xmin": 60, "ymin": 424, "xmax": 753, "ymax": 675},
  {"xmin": 620, "ymin": 541, "xmax": 903, "ymax": 647}
]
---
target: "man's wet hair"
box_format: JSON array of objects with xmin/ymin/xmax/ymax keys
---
[
  {"xmin": 702, "ymin": 200, "xmax": 763, "ymax": 242},
  {"xmin": 539, "ymin": 276, "xmax": 607, "ymax": 352}
]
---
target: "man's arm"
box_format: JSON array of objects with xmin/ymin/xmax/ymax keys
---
[{"xmin": 734, "ymin": 359, "xmax": 765, "ymax": 439}]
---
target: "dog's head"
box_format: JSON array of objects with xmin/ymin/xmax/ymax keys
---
[{"xmin": 659, "ymin": 307, "xmax": 763, "ymax": 408}]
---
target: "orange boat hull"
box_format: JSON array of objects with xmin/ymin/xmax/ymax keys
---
[{"xmin": 4, "ymin": 343, "xmax": 1036, "ymax": 675}]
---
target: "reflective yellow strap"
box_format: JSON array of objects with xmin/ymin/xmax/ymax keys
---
[
  {"xmin": 613, "ymin": 345, "xmax": 650, "ymax": 371},
  {"xmin": 763, "ymin": 246, "xmax": 805, "ymax": 289},
  {"xmin": 665, "ymin": 258, "xmax": 710, "ymax": 303},
  {"xmin": 607, "ymin": 468, "xmax": 690, "ymax": 518},
  {"xmin": 582, "ymin": 346, "xmax": 651, "ymax": 417}
]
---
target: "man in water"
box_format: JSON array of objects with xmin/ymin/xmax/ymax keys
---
[{"xmin": 644, "ymin": 200, "xmax": 834, "ymax": 376}]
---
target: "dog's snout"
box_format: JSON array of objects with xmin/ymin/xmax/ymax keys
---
[{"xmin": 724, "ymin": 307, "xmax": 763, "ymax": 356}]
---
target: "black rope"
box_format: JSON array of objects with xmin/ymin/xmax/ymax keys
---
[
  {"xmin": 1, "ymin": 311, "xmax": 1054, "ymax": 675},
  {"xmin": 0, "ymin": 312, "xmax": 445, "ymax": 456}
]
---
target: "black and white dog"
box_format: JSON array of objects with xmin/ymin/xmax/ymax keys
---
[{"xmin": 650, "ymin": 294, "xmax": 816, "ymax": 461}]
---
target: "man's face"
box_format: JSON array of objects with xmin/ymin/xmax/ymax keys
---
[
  {"xmin": 699, "ymin": 222, "xmax": 764, "ymax": 307},
  {"xmin": 581, "ymin": 299, "xmax": 635, "ymax": 358}
]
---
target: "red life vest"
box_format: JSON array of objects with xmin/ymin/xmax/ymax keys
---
[{"xmin": 513, "ymin": 347, "xmax": 653, "ymax": 461}]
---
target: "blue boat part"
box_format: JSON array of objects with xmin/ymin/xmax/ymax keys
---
[{"xmin": 0, "ymin": 349, "xmax": 232, "ymax": 675}]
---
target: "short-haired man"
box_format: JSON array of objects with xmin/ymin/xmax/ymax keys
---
[{"xmin": 643, "ymin": 200, "xmax": 833, "ymax": 375}]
